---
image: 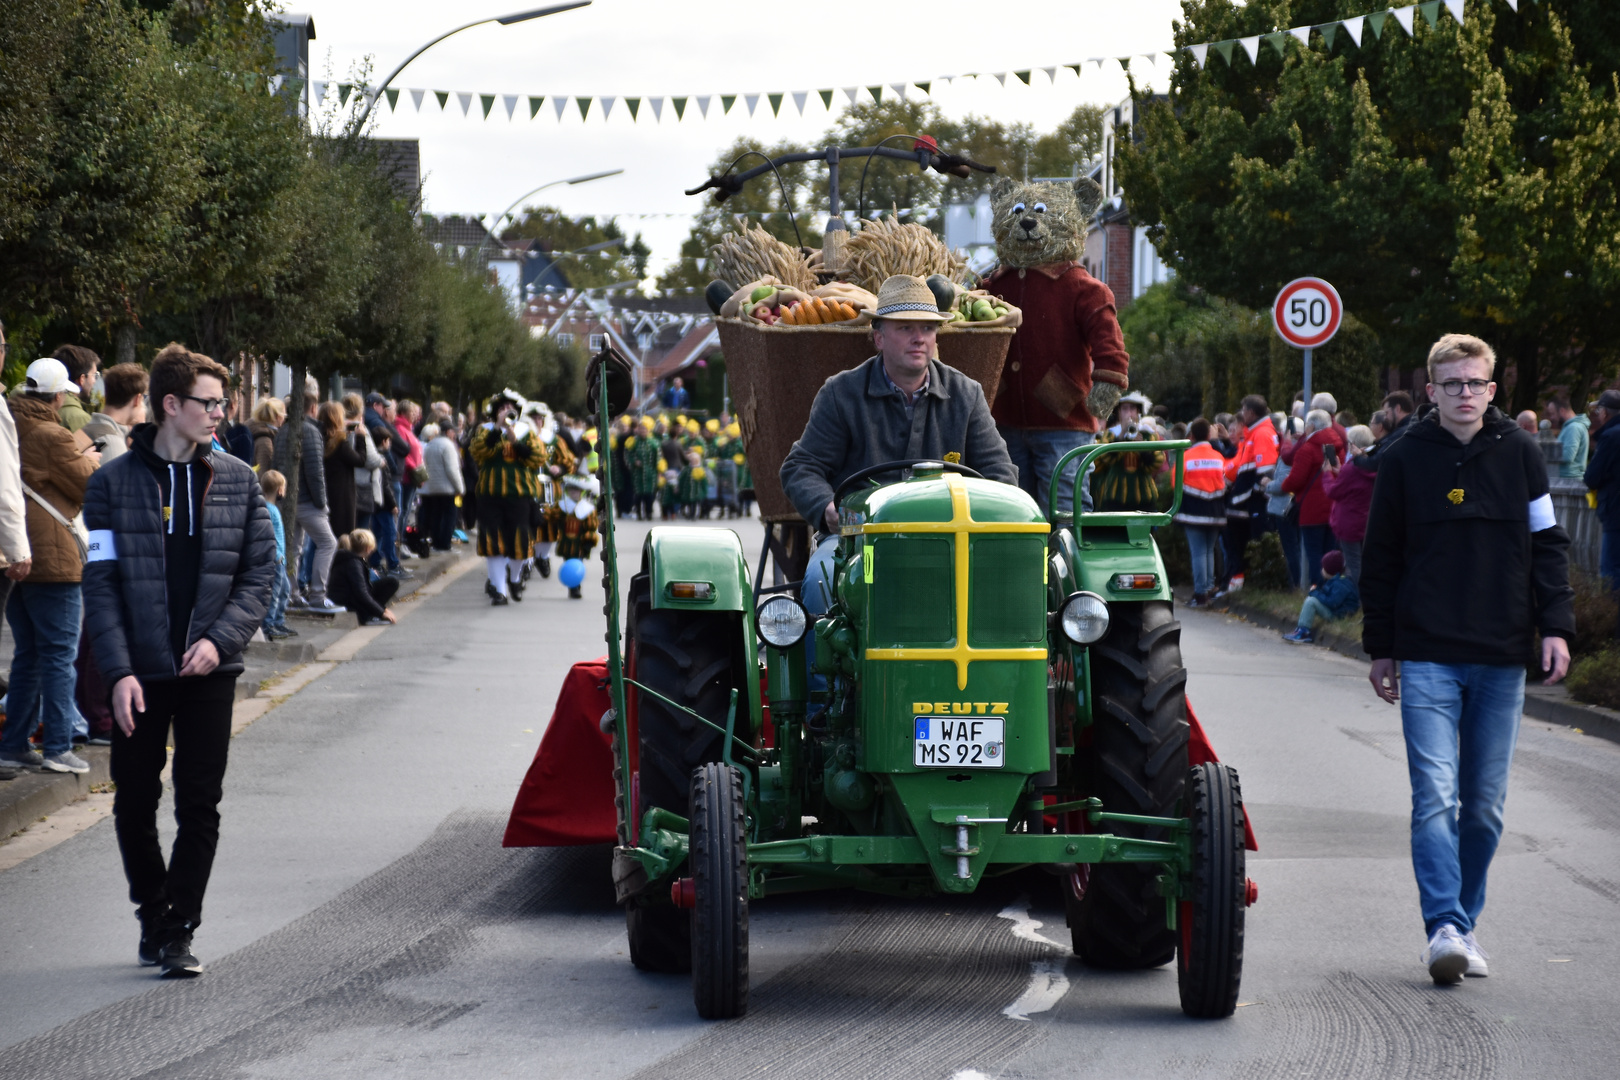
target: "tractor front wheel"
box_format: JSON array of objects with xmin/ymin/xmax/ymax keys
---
[
  {"xmin": 1178, "ymin": 762, "xmax": 1247, "ymax": 1019},
  {"xmin": 626, "ymin": 903, "xmax": 690, "ymax": 973},
  {"xmin": 690, "ymin": 762, "xmax": 749, "ymax": 1019},
  {"xmin": 1068, "ymin": 599, "xmax": 1188, "ymax": 969}
]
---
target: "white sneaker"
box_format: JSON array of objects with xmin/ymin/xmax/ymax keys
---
[
  {"xmin": 1461, "ymin": 930, "xmax": 1489, "ymax": 977},
  {"xmin": 1423, "ymin": 925, "xmax": 1470, "ymax": 984},
  {"xmin": 42, "ymin": 750, "xmax": 91, "ymax": 775}
]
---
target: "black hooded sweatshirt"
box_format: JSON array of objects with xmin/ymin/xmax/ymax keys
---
[{"xmin": 1360, "ymin": 405, "xmax": 1574, "ymax": 665}]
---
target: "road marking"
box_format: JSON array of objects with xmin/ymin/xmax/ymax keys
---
[
  {"xmin": 1002, "ymin": 959, "xmax": 1072, "ymax": 1021},
  {"xmin": 951, "ymin": 1071, "xmax": 994, "ymax": 1080},
  {"xmin": 996, "ymin": 897, "xmax": 1073, "ymax": 1021}
]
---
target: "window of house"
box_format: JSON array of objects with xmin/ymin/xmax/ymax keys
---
[
  {"xmin": 557, "ymin": 333, "xmax": 574, "ymax": 346},
  {"xmin": 589, "ymin": 333, "xmax": 606, "ymax": 351}
]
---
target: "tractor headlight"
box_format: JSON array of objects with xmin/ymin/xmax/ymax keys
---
[
  {"xmin": 1059, "ymin": 592, "xmax": 1110, "ymax": 645},
  {"xmin": 757, "ymin": 595, "xmax": 809, "ymax": 648}
]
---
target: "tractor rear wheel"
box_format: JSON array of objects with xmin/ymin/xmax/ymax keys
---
[
  {"xmin": 1179, "ymin": 762, "xmax": 1246, "ymax": 1019},
  {"xmin": 626, "ymin": 903, "xmax": 690, "ymax": 974},
  {"xmin": 628, "ymin": 574, "xmax": 745, "ymax": 820},
  {"xmin": 1067, "ymin": 599, "xmax": 1188, "ymax": 969},
  {"xmin": 690, "ymin": 762, "xmax": 749, "ymax": 1019}
]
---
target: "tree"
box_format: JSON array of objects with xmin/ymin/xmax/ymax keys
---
[
  {"xmin": 502, "ymin": 208, "xmax": 650, "ymax": 290},
  {"xmin": 1116, "ymin": 0, "xmax": 1620, "ymax": 411}
]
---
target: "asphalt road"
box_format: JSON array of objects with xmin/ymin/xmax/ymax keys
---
[{"xmin": 2, "ymin": 514, "xmax": 1618, "ymax": 1079}]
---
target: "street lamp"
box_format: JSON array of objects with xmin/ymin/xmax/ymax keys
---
[
  {"xmin": 478, "ymin": 168, "xmax": 625, "ymax": 257},
  {"xmin": 355, "ymin": 2, "xmax": 592, "ymax": 130}
]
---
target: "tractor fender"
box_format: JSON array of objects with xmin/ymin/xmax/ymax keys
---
[{"xmin": 640, "ymin": 526, "xmax": 764, "ymax": 737}]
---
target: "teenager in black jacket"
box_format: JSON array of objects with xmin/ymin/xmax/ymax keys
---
[
  {"xmin": 82, "ymin": 345, "xmax": 274, "ymax": 980},
  {"xmin": 1360, "ymin": 334, "xmax": 1574, "ymax": 986}
]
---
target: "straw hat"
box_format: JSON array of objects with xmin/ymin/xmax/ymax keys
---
[{"xmin": 873, "ymin": 275, "xmax": 952, "ymax": 322}]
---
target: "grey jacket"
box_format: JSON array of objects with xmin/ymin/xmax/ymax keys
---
[
  {"xmin": 273, "ymin": 415, "xmax": 327, "ymax": 511},
  {"xmin": 81, "ymin": 412, "xmax": 130, "ymax": 464},
  {"xmin": 781, "ymin": 356, "xmax": 1018, "ymax": 526},
  {"xmin": 422, "ymin": 435, "xmax": 464, "ymax": 496}
]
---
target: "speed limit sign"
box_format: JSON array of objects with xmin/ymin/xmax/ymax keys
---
[{"xmin": 1272, "ymin": 278, "xmax": 1342, "ymax": 349}]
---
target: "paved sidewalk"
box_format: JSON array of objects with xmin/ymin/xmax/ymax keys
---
[{"xmin": 0, "ymin": 548, "xmax": 474, "ymax": 846}]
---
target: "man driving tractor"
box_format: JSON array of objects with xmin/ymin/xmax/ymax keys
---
[{"xmin": 780, "ymin": 275, "xmax": 1019, "ymax": 534}]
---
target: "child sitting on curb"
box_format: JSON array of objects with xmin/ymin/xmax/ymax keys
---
[{"xmin": 1282, "ymin": 549, "xmax": 1360, "ymax": 644}]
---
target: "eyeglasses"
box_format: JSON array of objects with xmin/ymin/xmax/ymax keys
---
[
  {"xmin": 1437, "ymin": 379, "xmax": 1492, "ymax": 397},
  {"xmin": 182, "ymin": 395, "xmax": 228, "ymax": 415}
]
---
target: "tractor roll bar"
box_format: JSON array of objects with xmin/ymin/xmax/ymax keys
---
[{"xmin": 1048, "ymin": 440, "xmax": 1192, "ymax": 543}]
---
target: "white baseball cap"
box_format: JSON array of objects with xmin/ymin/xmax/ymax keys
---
[{"xmin": 24, "ymin": 358, "xmax": 72, "ymax": 395}]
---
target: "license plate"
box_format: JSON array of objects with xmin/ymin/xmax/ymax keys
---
[{"xmin": 914, "ymin": 716, "xmax": 1005, "ymax": 769}]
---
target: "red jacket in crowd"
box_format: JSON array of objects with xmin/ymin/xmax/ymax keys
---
[
  {"xmin": 1281, "ymin": 427, "xmax": 1348, "ymax": 526},
  {"xmin": 982, "ymin": 262, "xmax": 1130, "ymax": 433},
  {"xmin": 1320, "ymin": 459, "xmax": 1376, "ymax": 543}
]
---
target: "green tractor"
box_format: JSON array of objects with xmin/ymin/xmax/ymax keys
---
[{"xmin": 589, "ymin": 359, "xmax": 1251, "ymax": 1022}]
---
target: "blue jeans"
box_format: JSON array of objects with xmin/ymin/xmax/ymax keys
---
[
  {"xmin": 1296, "ymin": 594, "xmax": 1331, "ymax": 630},
  {"xmin": 1401, "ymin": 661, "xmax": 1525, "ymax": 936},
  {"xmin": 369, "ymin": 505, "xmax": 400, "ymax": 571},
  {"xmin": 1301, "ymin": 523, "xmax": 1334, "ymax": 586},
  {"xmin": 1185, "ymin": 525, "xmax": 1220, "ymax": 597},
  {"xmin": 1272, "ymin": 512, "xmax": 1302, "ymax": 588},
  {"xmin": 999, "ymin": 427, "xmax": 1095, "ymax": 515},
  {"xmin": 265, "ymin": 562, "xmax": 291, "ymax": 631},
  {"xmin": 1, "ymin": 583, "xmax": 83, "ymax": 757}
]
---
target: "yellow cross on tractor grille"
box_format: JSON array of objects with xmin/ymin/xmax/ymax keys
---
[{"xmin": 861, "ymin": 474, "xmax": 1050, "ymax": 690}]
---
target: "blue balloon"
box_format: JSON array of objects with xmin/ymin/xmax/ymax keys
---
[{"xmin": 559, "ymin": 558, "xmax": 588, "ymax": 589}]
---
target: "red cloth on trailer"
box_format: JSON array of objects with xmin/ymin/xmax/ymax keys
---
[{"xmin": 503, "ymin": 659, "xmax": 619, "ymax": 847}]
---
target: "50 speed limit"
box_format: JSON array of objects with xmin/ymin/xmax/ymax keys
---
[{"xmin": 1272, "ymin": 278, "xmax": 1342, "ymax": 349}]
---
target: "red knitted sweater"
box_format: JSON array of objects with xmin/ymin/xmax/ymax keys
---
[{"xmin": 983, "ymin": 261, "xmax": 1130, "ymax": 432}]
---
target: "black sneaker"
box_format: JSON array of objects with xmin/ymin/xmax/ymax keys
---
[
  {"xmin": 484, "ymin": 580, "xmax": 498, "ymax": 600},
  {"xmin": 138, "ymin": 907, "xmax": 171, "ymax": 967},
  {"xmin": 538, "ymin": 557, "xmax": 551, "ymax": 579},
  {"xmin": 0, "ymin": 765, "xmax": 18, "ymax": 781},
  {"xmin": 158, "ymin": 933, "xmax": 204, "ymax": 978},
  {"xmin": 491, "ymin": 593, "xmax": 510, "ymax": 607}
]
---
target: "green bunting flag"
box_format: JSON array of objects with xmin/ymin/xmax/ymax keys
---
[
  {"xmin": 385, "ymin": 87, "xmax": 399, "ymax": 111},
  {"xmin": 768, "ymin": 92, "xmax": 782, "ymax": 116},
  {"xmin": 819, "ymin": 88, "xmax": 833, "ymax": 109},
  {"xmin": 1212, "ymin": 40, "xmax": 1237, "ymax": 66},
  {"xmin": 673, "ymin": 96, "xmax": 687, "ymax": 119},
  {"xmin": 868, "ymin": 85, "xmax": 883, "ymax": 102},
  {"xmin": 1419, "ymin": 1, "xmax": 1442, "ymax": 27},
  {"xmin": 338, "ymin": 83, "xmax": 352, "ymax": 105},
  {"xmin": 434, "ymin": 90, "xmax": 448, "ymax": 110},
  {"xmin": 1265, "ymin": 32, "xmax": 1289, "ymax": 58},
  {"xmin": 915, "ymin": 81, "xmax": 929, "ymax": 95},
  {"xmin": 576, "ymin": 96, "xmax": 591, "ymax": 120},
  {"xmin": 480, "ymin": 93, "xmax": 495, "ymax": 119},
  {"xmin": 529, "ymin": 95, "xmax": 544, "ymax": 119},
  {"xmin": 1367, "ymin": 11, "xmax": 1390, "ymax": 38},
  {"xmin": 1321, "ymin": 22, "xmax": 1340, "ymax": 49},
  {"xmin": 626, "ymin": 97, "xmax": 640, "ymax": 120},
  {"xmin": 721, "ymin": 94, "xmax": 735, "ymax": 114},
  {"xmin": 1015, "ymin": 70, "xmax": 1030, "ymax": 85}
]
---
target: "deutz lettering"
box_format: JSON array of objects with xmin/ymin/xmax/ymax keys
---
[{"xmin": 913, "ymin": 702, "xmax": 1009, "ymax": 715}]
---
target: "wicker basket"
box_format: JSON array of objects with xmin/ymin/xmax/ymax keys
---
[{"xmin": 720, "ymin": 319, "xmax": 1014, "ymax": 522}]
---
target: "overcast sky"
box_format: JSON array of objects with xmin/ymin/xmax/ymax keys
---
[{"xmin": 298, "ymin": 0, "xmax": 1188, "ymax": 284}]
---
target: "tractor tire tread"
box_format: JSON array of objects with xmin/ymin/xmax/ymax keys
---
[
  {"xmin": 1179, "ymin": 762, "xmax": 1246, "ymax": 1018},
  {"xmin": 691, "ymin": 763, "xmax": 749, "ymax": 1019}
]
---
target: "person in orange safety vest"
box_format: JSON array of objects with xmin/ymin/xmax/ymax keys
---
[{"xmin": 1176, "ymin": 417, "xmax": 1229, "ymax": 607}]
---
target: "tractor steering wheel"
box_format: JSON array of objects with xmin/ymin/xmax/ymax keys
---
[{"xmin": 832, "ymin": 459, "xmax": 983, "ymax": 505}]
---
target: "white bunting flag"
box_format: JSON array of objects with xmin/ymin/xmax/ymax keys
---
[
  {"xmin": 1443, "ymin": 0, "xmax": 1464, "ymax": 22},
  {"xmin": 410, "ymin": 88, "xmax": 424, "ymax": 111},
  {"xmin": 1393, "ymin": 6, "xmax": 1415, "ymax": 35},
  {"xmin": 269, "ymin": 74, "xmax": 283, "ymax": 94},
  {"xmin": 791, "ymin": 91, "xmax": 807, "ymax": 115},
  {"xmin": 890, "ymin": 82, "xmax": 906, "ymax": 100},
  {"xmin": 696, "ymin": 95, "xmax": 711, "ymax": 117},
  {"xmin": 1503, "ymin": 0, "xmax": 1517, "ymax": 10},
  {"xmin": 744, "ymin": 93, "xmax": 759, "ymax": 116},
  {"xmin": 1189, "ymin": 43, "xmax": 1209, "ymax": 68},
  {"xmin": 1091, "ymin": 58, "xmax": 1106, "ymax": 70},
  {"xmin": 843, "ymin": 87, "xmax": 859, "ymax": 105},
  {"xmin": 312, "ymin": 80, "xmax": 326, "ymax": 103},
  {"xmin": 1239, "ymin": 36, "xmax": 1261, "ymax": 64},
  {"xmin": 1042, "ymin": 66, "xmax": 1057, "ymax": 83},
  {"xmin": 457, "ymin": 91, "xmax": 472, "ymax": 116},
  {"xmin": 1343, "ymin": 15, "xmax": 1366, "ymax": 45},
  {"xmin": 650, "ymin": 96, "xmax": 663, "ymax": 121},
  {"xmin": 694, "ymin": 258, "xmax": 706, "ymax": 272},
  {"xmin": 1289, "ymin": 26, "xmax": 1311, "ymax": 47},
  {"xmin": 601, "ymin": 96, "xmax": 615, "ymax": 119},
  {"xmin": 994, "ymin": 73, "xmax": 1007, "ymax": 86},
  {"xmin": 503, "ymin": 94, "xmax": 518, "ymax": 120},
  {"xmin": 554, "ymin": 95, "xmax": 568, "ymax": 120}
]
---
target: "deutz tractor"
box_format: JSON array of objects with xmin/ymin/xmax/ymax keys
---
[{"xmin": 586, "ymin": 354, "xmax": 1249, "ymax": 1022}]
